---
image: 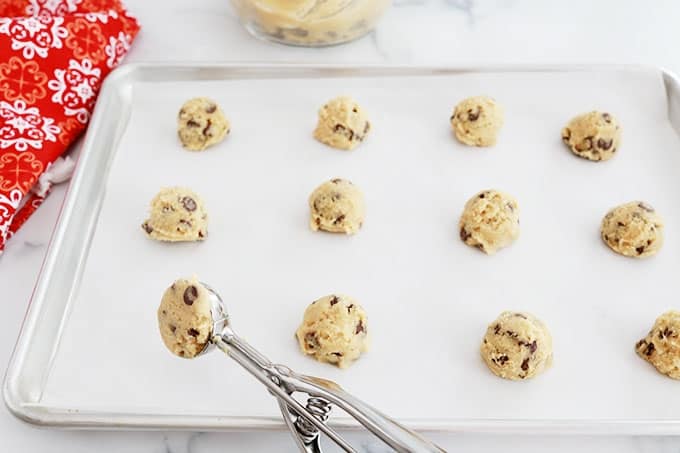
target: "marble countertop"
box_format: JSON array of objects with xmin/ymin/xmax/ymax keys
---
[{"xmin": 2, "ymin": 0, "xmax": 680, "ymax": 451}]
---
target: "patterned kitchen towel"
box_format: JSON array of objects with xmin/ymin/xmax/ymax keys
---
[{"xmin": 0, "ymin": 0, "xmax": 139, "ymax": 253}]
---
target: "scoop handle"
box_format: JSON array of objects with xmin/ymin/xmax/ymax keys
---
[{"xmin": 283, "ymin": 371, "xmax": 446, "ymax": 453}]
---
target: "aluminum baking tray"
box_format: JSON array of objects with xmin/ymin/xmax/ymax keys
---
[{"xmin": 5, "ymin": 63, "xmax": 680, "ymax": 435}]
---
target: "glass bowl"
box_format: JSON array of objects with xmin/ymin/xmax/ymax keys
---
[{"xmin": 230, "ymin": 0, "xmax": 392, "ymax": 47}]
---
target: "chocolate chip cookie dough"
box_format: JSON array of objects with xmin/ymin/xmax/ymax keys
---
[
  {"xmin": 177, "ymin": 97, "xmax": 230, "ymax": 151},
  {"xmin": 309, "ymin": 178, "xmax": 365, "ymax": 234},
  {"xmin": 231, "ymin": 0, "xmax": 391, "ymax": 46},
  {"xmin": 314, "ymin": 96, "xmax": 371, "ymax": 150},
  {"xmin": 158, "ymin": 278, "xmax": 213, "ymax": 358},
  {"xmin": 142, "ymin": 187, "xmax": 208, "ymax": 242},
  {"xmin": 459, "ymin": 190, "xmax": 520, "ymax": 254},
  {"xmin": 636, "ymin": 310, "xmax": 680, "ymax": 380},
  {"xmin": 601, "ymin": 201, "xmax": 663, "ymax": 258},
  {"xmin": 561, "ymin": 111, "xmax": 620, "ymax": 161},
  {"xmin": 481, "ymin": 311, "xmax": 553, "ymax": 381},
  {"xmin": 295, "ymin": 294, "xmax": 369, "ymax": 368},
  {"xmin": 450, "ymin": 96, "xmax": 504, "ymax": 147}
]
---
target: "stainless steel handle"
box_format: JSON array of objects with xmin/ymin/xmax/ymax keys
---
[
  {"xmin": 285, "ymin": 373, "xmax": 445, "ymax": 453},
  {"xmin": 214, "ymin": 330, "xmax": 445, "ymax": 453},
  {"xmin": 214, "ymin": 334, "xmax": 356, "ymax": 452}
]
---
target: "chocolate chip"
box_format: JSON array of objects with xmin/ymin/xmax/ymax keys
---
[
  {"xmin": 460, "ymin": 228, "xmax": 471, "ymax": 242},
  {"xmin": 494, "ymin": 324, "xmax": 501, "ymax": 335},
  {"xmin": 333, "ymin": 215, "xmax": 345, "ymax": 225},
  {"xmin": 505, "ymin": 330, "xmax": 518, "ymax": 338},
  {"xmin": 331, "ymin": 178, "xmax": 342, "ymax": 184},
  {"xmin": 348, "ymin": 130, "xmax": 354, "ymax": 141},
  {"xmin": 304, "ymin": 332, "xmax": 320, "ymax": 349},
  {"xmin": 178, "ymin": 350, "xmax": 185, "ymax": 357},
  {"xmin": 527, "ymin": 340, "xmax": 537, "ymax": 353},
  {"xmin": 289, "ymin": 27, "xmax": 309, "ymax": 37},
  {"xmin": 602, "ymin": 112, "xmax": 612, "ymax": 123},
  {"xmin": 334, "ymin": 124, "xmax": 346, "ymax": 133},
  {"xmin": 638, "ymin": 202, "xmax": 654, "ymax": 212},
  {"xmin": 636, "ymin": 246, "xmax": 645, "ymax": 255},
  {"xmin": 188, "ymin": 328, "xmax": 199, "ymax": 337},
  {"xmin": 331, "ymin": 352, "xmax": 343, "ymax": 357},
  {"xmin": 198, "ymin": 231, "xmax": 205, "ymax": 238},
  {"xmin": 475, "ymin": 243, "xmax": 485, "ymax": 252},
  {"xmin": 179, "ymin": 109, "xmax": 186, "ymax": 117},
  {"xmin": 178, "ymin": 219, "xmax": 192, "ymax": 228},
  {"xmin": 479, "ymin": 193, "xmax": 485, "ymax": 199},
  {"xmin": 183, "ymin": 286, "xmax": 198, "ymax": 305},
  {"xmin": 181, "ymin": 196, "xmax": 197, "ymax": 212},
  {"xmin": 467, "ymin": 108, "xmax": 480, "ymax": 121},
  {"xmin": 514, "ymin": 313, "xmax": 527, "ymax": 319},
  {"xmin": 202, "ymin": 119, "xmax": 212, "ymax": 137},
  {"xmin": 330, "ymin": 296, "xmax": 339, "ymax": 306},
  {"xmin": 205, "ymin": 104, "xmax": 217, "ymax": 114},
  {"xmin": 617, "ymin": 221, "xmax": 625, "ymax": 227},
  {"xmin": 352, "ymin": 107, "xmax": 358, "ymax": 113},
  {"xmin": 186, "ymin": 119, "xmax": 200, "ymax": 128},
  {"xmin": 497, "ymin": 355, "xmax": 509, "ymax": 365},
  {"xmin": 142, "ymin": 222, "xmax": 153, "ymax": 234},
  {"xmin": 521, "ymin": 358, "xmax": 530, "ymax": 371},
  {"xmin": 347, "ymin": 304, "xmax": 354, "ymax": 314},
  {"xmin": 597, "ymin": 138, "xmax": 613, "ymax": 150},
  {"xmin": 644, "ymin": 342, "xmax": 655, "ymax": 356},
  {"xmin": 355, "ymin": 320, "xmax": 365, "ymax": 334},
  {"xmin": 636, "ymin": 339, "xmax": 646, "ymax": 349},
  {"xmin": 169, "ymin": 325, "xmax": 176, "ymax": 333}
]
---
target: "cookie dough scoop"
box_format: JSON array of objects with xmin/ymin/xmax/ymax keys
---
[{"xmin": 156, "ymin": 278, "xmax": 443, "ymax": 453}]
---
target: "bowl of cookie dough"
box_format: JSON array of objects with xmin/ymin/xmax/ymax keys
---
[{"xmin": 230, "ymin": 0, "xmax": 392, "ymax": 47}]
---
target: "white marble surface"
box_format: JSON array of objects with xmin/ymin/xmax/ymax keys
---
[{"xmin": 2, "ymin": 0, "xmax": 680, "ymax": 451}]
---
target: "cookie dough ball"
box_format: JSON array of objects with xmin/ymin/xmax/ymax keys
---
[
  {"xmin": 309, "ymin": 178, "xmax": 365, "ymax": 234},
  {"xmin": 459, "ymin": 190, "xmax": 520, "ymax": 254},
  {"xmin": 177, "ymin": 97, "xmax": 230, "ymax": 151},
  {"xmin": 314, "ymin": 96, "xmax": 371, "ymax": 150},
  {"xmin": 561, "ymin": 111, "xmax": 620, "ymax": 161},
  {"xmin": 481, "ymin": 311, "xmax": 553, "ymax": 381},
  {"xmin": 295, "ymin": 294, "xmax": 369, "ymax": 368},
  {"xmin": 158, "ymin": 278, "xmax": 213, "ymax": 358},
  {"xmin": 450, "ymin": 96, "xmax": 504, "ymax": 147},
  {"xmin": 142, "ymin": 187, "xmax": 208, "ymax": 242},
  {"xmin": 601, "ymin": 201, "xmax": 664, "ymax": 258},
  {"xmin": 636, "ymin": 311, "xmax": 680, "ymax": 380}
]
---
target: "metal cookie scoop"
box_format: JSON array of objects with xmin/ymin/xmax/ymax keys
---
[{"xmin": 166, "ymin": 281, "xmax": 445, "ymax": 453}]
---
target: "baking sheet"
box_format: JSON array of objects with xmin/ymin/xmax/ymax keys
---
[{"xmin": 22, "ymin": 66, "xmax": 680, "ymax": 429}]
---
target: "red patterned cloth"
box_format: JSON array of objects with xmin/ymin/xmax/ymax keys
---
[{"xmin": 0, "ymin": 0, "xmax": 139, "ymax": 253}]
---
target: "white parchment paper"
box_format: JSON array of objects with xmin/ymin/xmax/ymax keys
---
[{"xmin": 41, "ymin": 68, "xmax": 680, "ymax": 425}]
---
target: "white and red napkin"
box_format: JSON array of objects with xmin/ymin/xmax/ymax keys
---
[{"xmin": 0, "ymin": 0, "xmax": 140, "ymax": 253}]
